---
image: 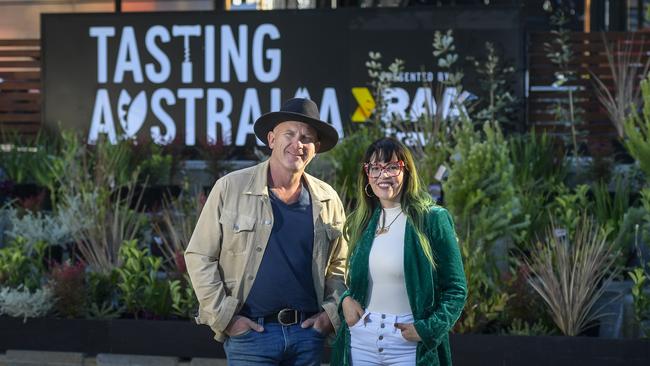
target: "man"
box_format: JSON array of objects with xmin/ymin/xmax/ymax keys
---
[{"xmin": 185, "ymin": 98, "xmax": 347, "ymax": 365}]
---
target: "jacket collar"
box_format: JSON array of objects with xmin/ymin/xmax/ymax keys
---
[{"xmin": 243, "ymin": 158, "xmax": 332, "ymax": 203}]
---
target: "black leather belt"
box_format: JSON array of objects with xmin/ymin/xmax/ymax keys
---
[{"xmin": 261, "ymin": 308, "xmax": 318, "ymax": 326}]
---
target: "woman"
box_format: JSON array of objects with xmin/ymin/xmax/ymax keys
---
[{"xmin": 331, "ymin": 137, "xmax": 467, "ymax": 366}]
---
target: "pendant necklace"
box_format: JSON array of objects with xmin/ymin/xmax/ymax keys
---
[{"xmin": 375, "ymin": 208, "xmax": 403, "ymax": 237}]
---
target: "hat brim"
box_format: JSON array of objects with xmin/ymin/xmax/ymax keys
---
[{"xmin": 254, "ymin": 111, "xmax": 339, "ymax": 153}]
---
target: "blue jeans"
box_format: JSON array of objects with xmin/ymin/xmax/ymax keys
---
[{"xmin": 223, "ymin": 319, "xmax": 326, "ymax": 366}]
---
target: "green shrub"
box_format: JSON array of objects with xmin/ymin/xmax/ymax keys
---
[
  {"xmin": 468, "ymin": 42, "xmax": 518, "ymax": 130},
  {"xmin": 85, "ymin": 270, "xmax": 121, "ymax": 319},
  {"xmin": 503, "ymin": 318, "xmax": 556, "ymax": 336},
  {"xmin": 614, "ymin": 206, "xmax": 649, "ymax": 265},
  {"xmin": 455, "ymin": 242, "xmax": 509, "ymax": 333},
  {"xmin": 169, "ymin": 274, "xmax": 198, "ymax": 319},
  {"xmin": 0, "ymin": 238, "xmax": 46, "ymax": 291},
  {"xmin": 625, "ymin": 74, "xmax": 650, "ymax": 178},
  {"xmin": 592, "ymin": 176, "xmax": 631, "ymax": 248},
  {"xmin": 138, "ymin": 145, "xmax": 173, "ymax": 185},
  {"xmin": 498, "ymin": 265, "xmax": 556, "ymax": 334},
  {"xmin": 116, "ymin": 240, "xmax": 173, "ymax": 318},
  {"xmin": 444, "ymin": 119, "xmax": 527, "ymax": 249},
  {"xmin": 629, "ymin": 267, "xmax": 650, "ymax": 338},
  {"xmin": 445, "ymin": 119, "xmax": 526, "ymax": 333},
  {"xmin": 549, "ymin": 184, "xmax": 591, "ymax": 240},
  {"xmin": 0, "ymin": 133, "xmax": 57, "ymax": 186},
  {"xmin": 509, "ymin": 131, "xmax": 567, "ymax": 248}
]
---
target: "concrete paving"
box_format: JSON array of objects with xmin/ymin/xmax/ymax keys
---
[
  {"xmin": 187, "ymin": 358, "xmax": 227, "ymax": 366},
  {"xmin": 0, "ymin": 352, "xmax": 193, "ymax": 366},
  {"xmin": 5, "ymin": 350, "xmax": 84, "ymax": 366},
  {"xmin": 0, "ymin": 352, "xmax": 330, "ymax": 366},
  {"xmin": 95, "ymin": 354, "xmax": 178, "ymax": 366}
]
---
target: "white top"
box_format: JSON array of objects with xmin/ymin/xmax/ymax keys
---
[{"xmin": 366, "ymin": 205, "xmax": 411, "ymax": 315}]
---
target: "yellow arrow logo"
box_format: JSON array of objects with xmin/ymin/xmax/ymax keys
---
[{"xmin": 352, "ymin": 87, "xmax": 376, "ymax": 122}]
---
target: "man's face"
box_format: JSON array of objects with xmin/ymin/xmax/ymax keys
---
[{"xmin": 268, "ymin": 121, "xmax": 320, "ymax": 174}]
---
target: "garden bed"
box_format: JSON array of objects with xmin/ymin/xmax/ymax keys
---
[{"xmin": 1, "ymin": 317, "xmax": 648, "ymax": 365}]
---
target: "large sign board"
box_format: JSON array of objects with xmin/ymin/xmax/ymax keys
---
[{"xmin": 42, "ymin": 7, "xmax": 523, "ymax": 149}]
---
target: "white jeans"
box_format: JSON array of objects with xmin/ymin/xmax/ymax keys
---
[{"xmin": 349, "ymin": 312, "xmax": 417, "ymax": 366}]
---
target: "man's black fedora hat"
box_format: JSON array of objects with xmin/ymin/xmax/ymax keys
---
[{"xmin": 253, "ymin": 98, "xmax": 339, "ymax": 153}]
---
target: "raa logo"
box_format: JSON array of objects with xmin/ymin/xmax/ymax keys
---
[
  {"xmin": 352, "ymin": 85, "xmax": 470, "ymax": 123},
  {"xmin": 351, "ymin": 87, "xmax": 375, "ymax": 122}
]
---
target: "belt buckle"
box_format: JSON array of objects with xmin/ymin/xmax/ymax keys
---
[{"xmin": 277, "ymin": 308, "xmax": 298, "ymax": 326}]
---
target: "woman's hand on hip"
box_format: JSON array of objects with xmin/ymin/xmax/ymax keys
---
[
  {"xmin": 342, "ymin": 296, "xmax": 364, "ymax": 327},
  {"xmin": 395, "ymin": 323, "xmax": 422, "ymax": 342}
]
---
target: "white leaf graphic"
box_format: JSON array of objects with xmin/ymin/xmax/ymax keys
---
[{"xmin": 118, "ymin": 90, "xmax": 147, "ymax": 138}]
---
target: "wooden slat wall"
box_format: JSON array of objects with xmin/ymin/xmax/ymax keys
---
[
  {"xmin": 0, "ymin": 39, "xmax": 40, "ymax": 137},
  {"xmin": 528, "ymin": 32, "xmax": 650, "ymax": 156}
]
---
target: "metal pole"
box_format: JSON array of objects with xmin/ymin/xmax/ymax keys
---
[{"xmin": 115, "ymin": 0, "xmax": 121, "ymax": 13}]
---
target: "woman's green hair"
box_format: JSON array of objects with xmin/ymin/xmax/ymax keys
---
[{"xmin": 343, "ymin": 137, "xmax": 436, "ymax": 266}]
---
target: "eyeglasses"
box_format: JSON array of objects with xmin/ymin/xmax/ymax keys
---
[{"xmin": 363, "ymin": 160, "xmax": 405, "ymax": 178}]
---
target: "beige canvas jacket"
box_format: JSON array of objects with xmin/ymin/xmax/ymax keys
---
[{"xmin": 185, "ymin": 159, "xmax": 347, "ymax": 342}]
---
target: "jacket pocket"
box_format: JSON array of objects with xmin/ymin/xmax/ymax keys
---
[{"xmin": 219, "ymin": 210, "xmax": 256, "ymax": 254}]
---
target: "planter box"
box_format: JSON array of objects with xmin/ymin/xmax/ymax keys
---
[
  {"xmin": 0, "ymin": 316, "xmax": 223, "ymax": 359},
  {"xmin": 450, "ymin": 334, "xmax": 649, "ymax": 366},
  {"xmin": 1, "ymin": 317, "xmax": 648, "ymax": 365}
]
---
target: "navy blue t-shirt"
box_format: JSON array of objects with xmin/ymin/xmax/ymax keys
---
[{"xmin": 240, "ymin": 184, "xmax": 319, "ymax": 317}]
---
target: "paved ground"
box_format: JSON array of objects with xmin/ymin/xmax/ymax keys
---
[
  {"xmin": 0, "ymin": 351, "xmax": 220, "ymax": 366},
  {"xmin": 0, "ymin": 351, "xmax": 330, "ymax": 366}
]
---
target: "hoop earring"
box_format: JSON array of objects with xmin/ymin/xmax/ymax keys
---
[{"xmin": 364, "ymin": 183, "xmax": 374, "ymax": 197}]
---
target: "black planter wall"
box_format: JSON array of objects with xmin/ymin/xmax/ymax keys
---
[
  {"xmin": 0, "ymin": 317, "xmax": 223, "ymax": 359},
  {"xmin": 1, "ymin": 317, "xmax": 649, "ymax": 365},
  {"xmin": 450, "ymin": 334, "xmax": 650, "ymax": 366}
]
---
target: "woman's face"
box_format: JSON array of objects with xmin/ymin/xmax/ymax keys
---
[{"xmin": 365, "ymin": 152, "xmax": 405, "ymax": 208}]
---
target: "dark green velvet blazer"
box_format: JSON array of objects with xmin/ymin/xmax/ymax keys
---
[{"xmin": 330, "ymin": 206, "xmax": 467, "ymax": 366}]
